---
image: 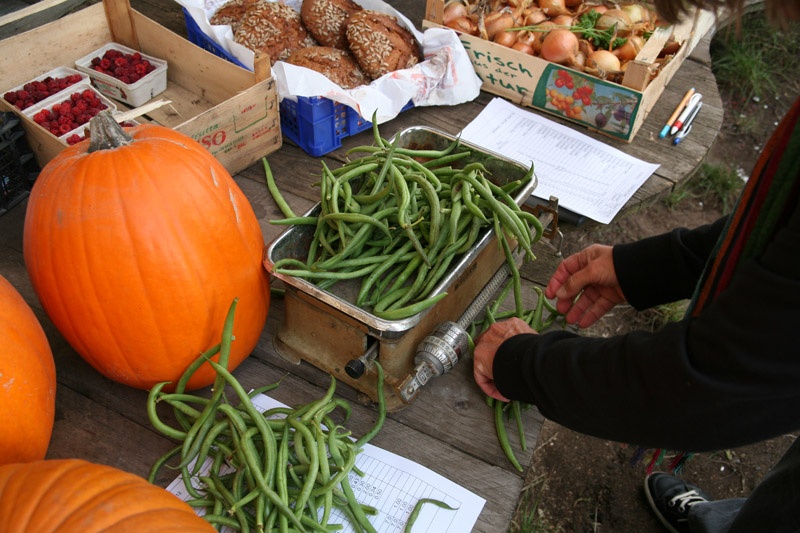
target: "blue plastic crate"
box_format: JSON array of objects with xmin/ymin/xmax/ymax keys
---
[
  {"xmin": 279, "ymin": 97, "xmax": 413, "ymax": 157},
  {"xmin": 182, "ymin": 8, "xmax": 248, "ymax": 70},
  {"xmin": 182, "ymin": 8, "xmax": 413, "ymax": 157}
]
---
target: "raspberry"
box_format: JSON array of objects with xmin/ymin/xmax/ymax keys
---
[{"xmin": 66, "ymin": 133, "xmax": 85, "ymax": 145}]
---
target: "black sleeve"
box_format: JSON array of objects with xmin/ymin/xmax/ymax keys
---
[
  {"xmin": 493, "ymin": 207, "xmax": 800, "ymax": 452},
  {"xmin": 612, "ymin": 217, "xmax": 727, "ymax": 310}
]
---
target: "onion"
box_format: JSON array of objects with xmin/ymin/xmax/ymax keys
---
[
  {"xmin": 494, "ymin": 29, "xmax": 518, "ymax": 47},
  {"xmin": 564, "ymin": 0, "xmax": 582, "ymax": 6},
  {"xmin": 551, "ymin": 14, "xmax": 575, "ymax": 26},
  {"xmin": 596, "ymin": 9, "xmax": 633, "ymax": 34},
  {"xmin": 511, "ymin": 41, "xmax": 535, "ymax": 55},
  {"xmin": 539, "ymin": 0, "xmax": 570, "ymax": 17},
  {"xmin": 587, "ymin": 49, "xmax": 621, "ymax": 73},
  {"xmin": 446, "ymin": 16, "xmax": 478, "ymax": 34},
  {"xmin": 523, "ymin": 8, "xmax": 547, "ymax": 25},
  {"xmin": 485, "ymin": 11, "xmax": 517, "ymax": 40},
  {"xmin": 620, "ymin": 3, "xmax": 651, "ymax": 25},
  {"xmin": 540, "ymin": 28, "xmax": 580, "ymax": 65},
  {"xmin": 443, "ymin": 1, "xmax": 468, "ymax": 25},
  {"xmin": 613, "ymin": 35, "xmax": 643, "ymax": 61}
]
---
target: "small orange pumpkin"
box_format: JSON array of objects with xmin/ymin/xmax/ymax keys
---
[
  {"xmin": 23, "ymin": 112, "xmax": 270, "ymax": 390},
  {"xmin": 0, "ymin": 274, "xmax": 56, "ymax": 466},
  {"xmin": 0, "ymin": 459, "xmax": 214, "ymax": 532}
]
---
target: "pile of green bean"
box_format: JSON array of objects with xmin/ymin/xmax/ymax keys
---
[
  {"xmin": 267, "ymin": 123, "xmax": 543, "ymax": 321},
  {"xmin": 146, "ymin": 299, "xmax": 391, "ymax": 532}
]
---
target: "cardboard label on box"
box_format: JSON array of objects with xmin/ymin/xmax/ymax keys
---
[{"xmin": 460, "ymin": 37, "xmax": 646, "ymax": 140}]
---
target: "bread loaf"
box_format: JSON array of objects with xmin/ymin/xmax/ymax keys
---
[
  {"xmin": 234, "ymin": 1, "xmax": 318, "ymax": 64},
  {"xmin": 209, "ymin": 0, "xmax": 252, "ymax": 32},
  {"xmin": 287, "ymin": 46, "xmax": 369, "ymax": 89},
  {"xmin": 301, "ymin": 0, "xmax": 363, "ymax": 49},
  {"xmin": 345, "ymin": 10, "xmax": 422, "ymax": 80}
]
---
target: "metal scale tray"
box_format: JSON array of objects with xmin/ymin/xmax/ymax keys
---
[{"xmin": 264, "ymin": 126, "xmax": 537, "ymax": 410}]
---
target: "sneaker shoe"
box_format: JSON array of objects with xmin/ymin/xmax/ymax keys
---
[{"xmin": 644, "ymin": 472, "xmax": 712, "ymax": 533}]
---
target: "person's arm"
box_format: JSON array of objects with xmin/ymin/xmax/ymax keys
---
[
  {"xmin": 613, "ymin": 217, "xmax": 727, "ymax": 309},
  {"xmin": 492, "ymin": 209, "xmax": 800, "ymax": 452}
]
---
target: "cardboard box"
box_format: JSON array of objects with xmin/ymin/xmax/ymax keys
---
[
  {"xmin": 423, "ymin": 1, "xmax": 714, "ymax": 141},
  {"xmin": 0, "ymin": 0, "xmax": 281, "ymax": 174}
]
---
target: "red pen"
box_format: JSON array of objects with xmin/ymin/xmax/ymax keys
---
[{"xmin": 670, "ymin": 93, "xmax": 702, "ymax": 135}]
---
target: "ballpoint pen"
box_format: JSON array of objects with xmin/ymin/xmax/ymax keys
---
[
  {"xmin": 672, "ymin": 102, "xmax": 703, "ymax": 145},
  {"xmin": 659, "ymin": 87, "xmax": 695, "ymax": 138},
  {"xmin": 670, "ymin": 93, "xmax": 702, "ymax": 136}
]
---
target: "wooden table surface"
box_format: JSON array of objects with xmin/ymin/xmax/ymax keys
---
[{"xmin": 0, "ymin": 1, "xmax": 724, "ymax": 531}]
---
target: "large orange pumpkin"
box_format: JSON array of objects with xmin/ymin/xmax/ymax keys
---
[
  {"xmin": 0, "ymin": 275, "xmax": 56, "ymax": 466},
  {"xmin": 0, "ymin": 459, "xmax": 214, "ymax": 532},
  {"xmin": 23, "ymin": 112, "xmax": 270, "ymax": 390}
]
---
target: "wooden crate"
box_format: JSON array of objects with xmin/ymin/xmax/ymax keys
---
[
  {"xmin": 0, "ymin": 0, "xmax": 281, "ymax": 174},
  {"xmin": 423, "ymin": 0, "xmax": 715, "ymax": 142}
]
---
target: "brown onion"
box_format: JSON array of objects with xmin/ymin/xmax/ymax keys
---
[
  {"xmin": 540, "ymin": 28, "xmax": 580, "ymax": 65},
  {"xmin": 539, "ymin": 0, "xmax": 571, "ymax": 17},
  {"xmin": 551, "ymin": 14, "xmax": 575, "ymax": 26},
  {"xmin": 523, "ymin": 7, "xmax": 548, "ymax": 25},
  {"xmin": 596, "ymin": 9, "xmax": 633, "ymax": 34},
  {"xmin": 494, "ymin": 29, "xmax": 518, "ymax": 47},
  {"xmin": 620, "ymin": 3, "xmax": 651, "ymax": 25},
  {"xmin": 443, "ymin": 1, "xmax": 468, "ymax": 25},
  {"xmin": 587, "ymin": 49, "xmax": 621, "ymax": 72},
  {"xmin": 511, "ymin": 41, "xmax": 535, "ymax": 55},
  {"xmin": 446, "ymin": 16, "xmax": 478, "ymax": 34},
  {"xmin": 613, "ymin": 35, "xmax": 644, "ymax": 61},
  {"xmin": 485, "ymin": 11, "xmax": 517, "ymax": 40}
]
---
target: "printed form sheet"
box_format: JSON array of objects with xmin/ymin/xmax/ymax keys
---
[
  {"xmin": 460, "ymin": 98, "xmax": 660, "ymax": 224},
  {"xmin": 166, "ymin": 393, "xmax": 485, "ymax": 532}
]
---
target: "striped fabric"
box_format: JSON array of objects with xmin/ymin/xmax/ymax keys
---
[{"xmin": 688, "ymin": 96, "xmax": 800, "ymax": 316}]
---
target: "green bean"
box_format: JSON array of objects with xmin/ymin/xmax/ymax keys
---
[
  {"xmin": 494, "ymin": 399, "xmax": 523, "ymax": 472},
  {"xmin": 373, "ymin": 292, "xmax": 448, "ymax": 321},
  {"xmin": 147, "ymin": 382, "xmax": 188, "ymax": 441},
  {"xmin": 271, "ymin": 216, "xmax": 319, "ymax": 226},
  {"xmin": 404, "ymin": 498, "xmax": 458, "ymax": 532},
  {"xmin": 263, "ymin": 157, "xmax": 296, "ymax": 219},
  {"xmin": 511, "ymin": 400, "xmax": 527, "ymax": 452},
  {"xmin": 355, "ymin": 361, "xmax": 386, "ymax": 448}
]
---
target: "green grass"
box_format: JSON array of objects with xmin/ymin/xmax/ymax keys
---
[
  {"xmin": 664, "ymin": 162, "xmax": 744, "ymax": 214},
  {"xmin": 508, "ymin": 474, "xmax": 550, "ymax": 533},
  {"xmin": 711, "ymin": 10, "xmax": 800, "ymax": 104}
]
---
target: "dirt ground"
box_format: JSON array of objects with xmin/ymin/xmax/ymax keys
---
[{"xmin": 518, "ymin": 58, "xmax": 800, "ymax": 532}]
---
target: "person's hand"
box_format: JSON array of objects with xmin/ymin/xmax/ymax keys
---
[
  {"xmin": 545, "ymin": 244, "xmax": 626, "ymax": 328},
  {"xmin": 473, "ymin": 317, "xmax": 535, "ymax": 402}
]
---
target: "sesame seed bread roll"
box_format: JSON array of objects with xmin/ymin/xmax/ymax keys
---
[
  {"xmin": 345, "ymin": 10, "xmax": 423, "ymax": 80},
  {"xmin": 234, "ymin": 1, "xmax": 318, "ymax": 65},
  {"xmin": 209, "ymin": 0, "xmax": 253, "ymax": 33},
  {"xmin": 301, "ymin": 0, "xmax": 363, "ymax": 49},
  {"xmin": 287, "ymin": 46, "xmax": 370, "ymax": 89}
]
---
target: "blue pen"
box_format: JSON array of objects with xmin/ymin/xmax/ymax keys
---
[{"xmin": 673, "ymin": 102, "xmax": 703, "ymax": 145}]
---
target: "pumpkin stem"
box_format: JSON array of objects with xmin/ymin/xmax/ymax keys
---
[{"xmin": 88, "ymin": 111, "xmax": 134, "ymax": 153}]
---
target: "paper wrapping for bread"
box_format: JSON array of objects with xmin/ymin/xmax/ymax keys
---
[{"xmin": 177, "ymin": 0, "xmax": 481, "ymax": 123}]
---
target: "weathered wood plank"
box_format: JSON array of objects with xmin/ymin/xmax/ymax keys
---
[{"xmin": 0, "ymin": 0, "xmax": 94, "ymax": 39}]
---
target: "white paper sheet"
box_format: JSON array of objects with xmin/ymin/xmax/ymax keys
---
[
  {"xmin": 460, "ymin": 98, "xmax": 661, "ymax": 224},
  {"xmin": 166, "ymin": 393, "xmax": 485, "ymax": 532}
]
